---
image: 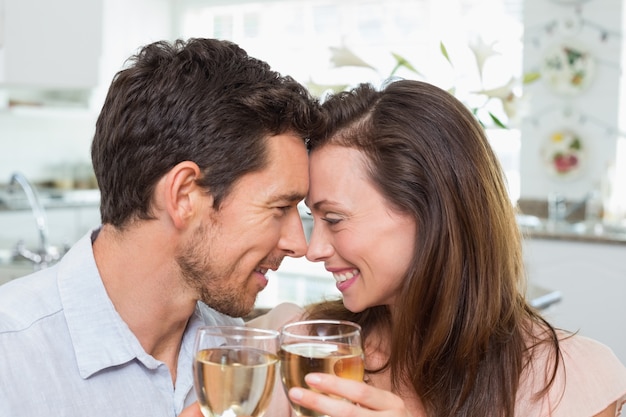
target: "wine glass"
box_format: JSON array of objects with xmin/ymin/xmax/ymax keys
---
[
  {"xmin": 279, "ymin": 320, "xmax": 364, "ymax": 417},
  {"xmin": 193, "ymin": 325, "xmax": 280, "ymax": 417}
]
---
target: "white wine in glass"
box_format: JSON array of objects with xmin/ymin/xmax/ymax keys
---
[
  {"xmin": 193, "ymin": 326, "xmax": 279, "ymax": 417},
  {"xmin": 279, "ymin": 320, "xmax": 364, "ymax": 417}
]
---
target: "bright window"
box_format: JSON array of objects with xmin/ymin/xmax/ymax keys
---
[{"xmin": 175, "ymin": 0, "xmax": 525, "ymax": 201}]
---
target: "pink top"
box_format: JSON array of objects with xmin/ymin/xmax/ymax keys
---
[
  {"xmin": 516, "ymin": 331, "xmax": 626, "ymax": 416},
  {"xmin": 250, "ymin": 302, "xmax": 626, "ymax": 417}
]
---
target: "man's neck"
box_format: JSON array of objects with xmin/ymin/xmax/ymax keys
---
[{"xmin": 92, "ymin": 223, "xmax": 197, "ymax": 383}]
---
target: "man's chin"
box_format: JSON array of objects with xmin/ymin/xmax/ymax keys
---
[{"xmin": 199, "ymin": 295, "xmax": 257, "ymax": 318}]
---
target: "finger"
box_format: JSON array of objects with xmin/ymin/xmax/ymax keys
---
[
  {"xmin": 178, "ymin": 402, "xmax": 203, "ymax": 417},
  {"xmin": 303, "ymin": 373, "xmax": 405, "ymax": 412},
  {"xmin": 288, "ymin": 385, "xmax": 363, "ymax": 417}
]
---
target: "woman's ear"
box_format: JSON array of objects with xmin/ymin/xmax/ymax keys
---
[{"xmin": 162, "ymin": 161, "xmax": 209, "ymax": 229}]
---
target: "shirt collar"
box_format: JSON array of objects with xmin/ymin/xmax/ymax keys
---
[
  {"xmin": 57, "ymin": 229, "xmax": 242, "ymax": 380},
  {"xmin": 57, "ymin": 230, "xmax": 152, "ymax": 378}
]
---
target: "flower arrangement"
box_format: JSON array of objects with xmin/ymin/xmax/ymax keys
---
[{"xmin": 307, "ymin": 39, "xmax": 540, "ymax": 129}]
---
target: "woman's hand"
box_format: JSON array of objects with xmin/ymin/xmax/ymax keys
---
[{"xmin": 288, "ymin": 373, "xmax": 412, "ymax": 417}]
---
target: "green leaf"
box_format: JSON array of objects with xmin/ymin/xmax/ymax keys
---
[
  {"xmin": 489, "ymin": 112, "xmax": 507, "ymax": 129},
  {"xmin": 440, "ymin": 41, "xmax": 453, "ymax": 66},
  {"xmin": 523, "ymin": 71, "xmax": 541, "ymax": 84},
  {"xmin": 564, "ymin": 47, "xmax": 584, "ymax": 65},
  {"xmin": 390, "ymin": 52, "xmax": 422, "ymax": 76},
  {"xmin": 389, "ymin": 63, "xmax": 401, "ymax": 77}
]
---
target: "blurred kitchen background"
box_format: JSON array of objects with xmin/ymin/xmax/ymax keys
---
[{"xmin": 1, "ymin": 0, "xmax": 625, "ymax": 362}]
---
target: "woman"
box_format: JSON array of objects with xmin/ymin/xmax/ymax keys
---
[{"xmin": 251, "ymin": 80, "xmax": 626, "ymax": 417}]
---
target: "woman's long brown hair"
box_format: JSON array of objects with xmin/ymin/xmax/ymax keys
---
[{"xmin": 305, "ymin": 80, "xmax": 561, "ymax": 417}]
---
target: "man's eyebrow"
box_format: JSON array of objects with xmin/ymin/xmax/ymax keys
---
[{"xmin": 272, "ymin": 192, "xmax": 306, "ymax": 203}]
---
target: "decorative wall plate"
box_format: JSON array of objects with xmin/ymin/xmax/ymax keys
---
[
  {"xmin": 541, "ymin": 129, "xmax": 586, "ymax": 180},
  {"xmin": 541, "ymin": 39, "xmax": 595, "ymax": 96}
]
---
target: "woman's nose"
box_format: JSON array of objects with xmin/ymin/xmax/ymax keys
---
[{"xmin": 305, "ymin": 223, "xmax": 333, "ymax": 262}]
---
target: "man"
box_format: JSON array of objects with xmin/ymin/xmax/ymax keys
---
[{"xmin": 0, "ymin": 38, "xmax": 319, "ymax": 416}]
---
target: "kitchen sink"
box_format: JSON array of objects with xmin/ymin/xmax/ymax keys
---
[
  {"xmin": 0, "ymin": 249, "xmax": 35, "ymax": 285},
  {"xmin": 0, "ymin": 244, "xmax": 67, "ymax": 286}
]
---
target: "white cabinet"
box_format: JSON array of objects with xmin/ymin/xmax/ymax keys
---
[
  {"xmin": 0, "ymin": 0, "xmax": 103, "ymax": 89},
  {"xmin": 523, "ymin": 238, "xmax": 626, "ymax": 364}
]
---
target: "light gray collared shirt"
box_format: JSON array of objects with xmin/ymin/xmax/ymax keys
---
[{"xmin": 0, "ymin": 229, "xmax": 242, "ymax": 417}]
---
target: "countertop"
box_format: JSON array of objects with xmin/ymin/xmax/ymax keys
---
[
  {"xmin": 517, "ymin": 198, "xmax": 626, "ymax": 245},
  {"xmin": 517, "ymin": 215, "xmax": 626, "ymax": 246}
]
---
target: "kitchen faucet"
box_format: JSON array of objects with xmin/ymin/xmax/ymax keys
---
[
  {"xmin": 8, "ymin": 172, "xmax": 60, "ymax": 269},
  {"xmin": 548, "ymin": 191, "xmax": 594, "ymax": 224}
]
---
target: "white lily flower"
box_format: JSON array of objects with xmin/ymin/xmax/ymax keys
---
[
  {"xmin": 474, "ymin": 77, "xmax": 517, "ymax": 99},
  {"xmin": 469, "ymin": 37, "xmax": 499, "ymax": 79},
  {"xmin": 473, "ymin": 77, "xmax": 529, "ymax": 126},
  {"xmin": 502, "ymin": 92, "xmax": 531, "ymax": 126},
  {"xmin": 306, "ymin": 78, "xmax": 349, "ymax": 98},
  {"xmin": 329, "ymin": 46, "xmax": 376, "ymax": 70},
  {"xmin": 322, "ymin": 39, "xmax": 536, "ymax": 129}
]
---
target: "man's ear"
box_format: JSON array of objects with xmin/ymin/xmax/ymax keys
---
[{"xmin": 162, "ymin": 161, "xmax": 209, "ymax": 229}]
